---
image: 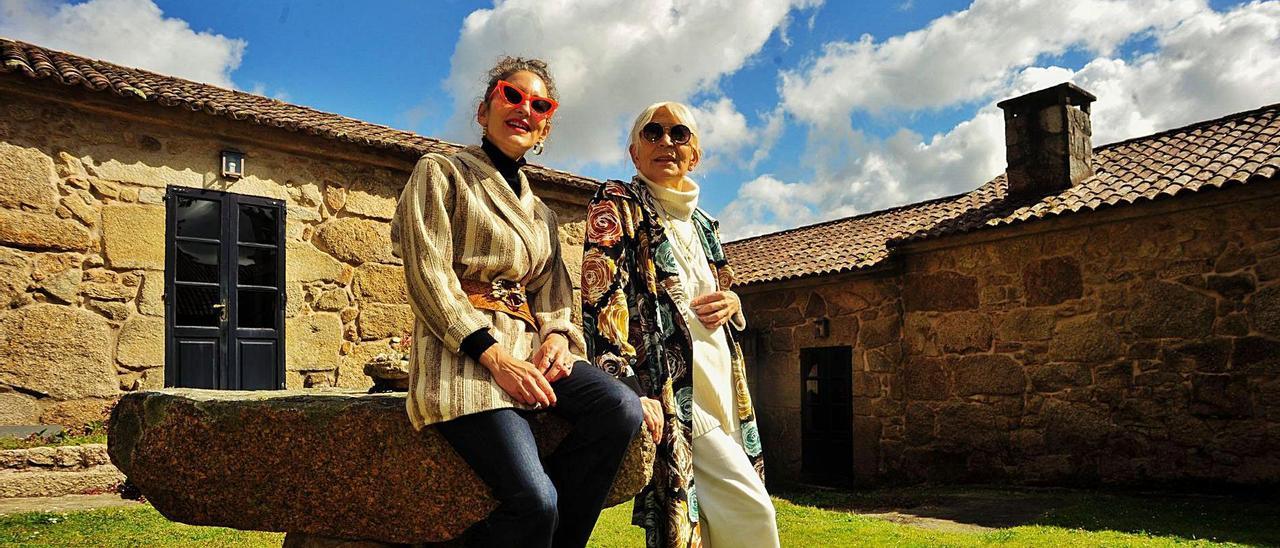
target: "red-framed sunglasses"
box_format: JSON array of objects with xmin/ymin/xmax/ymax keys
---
[{"xmin": 488, "ymin": 80, "xmax": 558, "ymax": 119}]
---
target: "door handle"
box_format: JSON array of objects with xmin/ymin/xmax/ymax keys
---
[{"xmin": 212, "ymin": 301, "xmax": 227, "ymax": 322}]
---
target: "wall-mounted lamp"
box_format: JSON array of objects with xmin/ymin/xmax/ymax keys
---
[
  {"xmin": 221, "ymin": 149, "xmax": 245, "ymax": 179},
  {"xmin": 814, "ymin": 317, "xmax": 830, "ymax": 339}
]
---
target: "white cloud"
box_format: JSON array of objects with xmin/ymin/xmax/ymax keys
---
[
  {"xmin": 720, "ymin": 0, "xmax": 1280, "ymax": 240},
  {"xmin": 691, "ymin": 97, "xmax": 750, "ymax": 155},
  {"xmin": 748, "ymin": 107, "xmax": 786, "ymax": 170},
  {"xmin": 248, "ymin": 82, "xmax": 290, "ymax": 102},
  {"xmin": 442, "ymin": 0, "xmax": 822, "ymax": 171},
  {"xmin": 718, "ymin": 174, "xmax": 847, "ymax": 238},
  {"xmin": 0, "ymin": 0, "xmax": 246, "ymax": 88},
  {"xmin": 1074, "ymin": 1, "xmax": 1280, "ymax": 145},
  {"xmin": 719, "ymin": 110, "xmax": 1007, "ymax": 241},
  {"xmin": 778, "ymin": 0, "xmax": 1201, "ymax": 123},
  {"xmin": 673, "ymin": 98, "xmax": 785, "ymax": 174}
]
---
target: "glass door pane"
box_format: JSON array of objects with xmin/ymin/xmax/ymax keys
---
[
  {"xmin": 176, "ymin": 241, "xmax": 220, "ymax": 283},
  {"xmin": 237, "ymin": 289, "xmax": 278, "ymax": 329},
  {"xmin": 237, "ymin": 246, "xmax": 278, "ymax": 287},
  {"xmin": 238, "ymin": 204, "xmax": 278, "ymax": 244},
  {"xmin": 175, "ymin": 197, "xmax": 220, "ymax": 239}
]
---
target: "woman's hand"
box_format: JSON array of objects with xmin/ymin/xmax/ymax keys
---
[
  {"xmin": 639, "ymin": 397, "xmax": 664, "ymax": 444},
  {"xmin": 479, "ymin": 345, "xmax": 557, "ymax": 408},
  {"xmin": 690, "ymin": 291, "xmax": 740, "ymax": 330},
  {"xmin": 531, "ymin": 332, "xmax": 573, "ymax": 383}
]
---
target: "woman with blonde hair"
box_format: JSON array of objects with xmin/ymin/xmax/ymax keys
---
[
  {"xmin": 391, "ymin": 56, "xmax": 642, "ymax": 547},
  {"xmin": 581, "ymin": 102, "xmax": 779, "ymax": 547}
]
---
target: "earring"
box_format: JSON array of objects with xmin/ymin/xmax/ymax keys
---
[{"xmin": 532, "ymin": 140, "xmax": 545, "ymax": 156}]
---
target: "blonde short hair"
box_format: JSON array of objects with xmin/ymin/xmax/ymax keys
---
[{"xmin": 628, "ymin": 101, "xmax": 701, "ymax": 153}]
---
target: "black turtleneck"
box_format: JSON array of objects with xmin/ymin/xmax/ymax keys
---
[
  {"xmin": 481, "ymin": 137, "xmax": 526, "ymax": 196},
  {"xmin": 459, "ymin": 138, "xmax": 529, "ymax": 363}
]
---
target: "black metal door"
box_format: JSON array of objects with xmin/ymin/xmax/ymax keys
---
[
  {"xmin": 800, "ymin": 346, "xmax": 853, "ymax": 486},
  {"xmin": 164, "ymin": 187, "xmax": 285, "ymax": 390}
]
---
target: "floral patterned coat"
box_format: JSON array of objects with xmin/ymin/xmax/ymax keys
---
[{"xmin": 581, "ymin": 177, "xmax": 764, "ymax": 548}]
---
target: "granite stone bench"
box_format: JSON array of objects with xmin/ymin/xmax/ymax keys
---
[{"xmin": 107, "ymin": 389, "xmax": 654, "ymax": 545}]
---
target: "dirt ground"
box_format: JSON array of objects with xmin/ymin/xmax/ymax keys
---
[
  {"xmin": 0, "ymin": 493, "xmax": 143, "ymax": 516},
  {"xmin": 831, "ymin": 488, "xmax": 1068, "ymax": 532}
]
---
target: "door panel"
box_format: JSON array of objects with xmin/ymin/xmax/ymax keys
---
[
  {"xmin": 800, "ymin": 346, "xmax": 854, "ymax": 486},
  {"xmin": 175, "ymin": 339, "xmax": 219, "ymax": 389},
  {"xmin": 237, "ymin": 340, "xmax": 278, "ymax": 390},
  {"xmin": 165, "ymin": 187, "xmax": 286, "ymax": 390}
]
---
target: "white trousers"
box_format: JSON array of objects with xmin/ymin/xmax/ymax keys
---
[{"xmin": 692, "ymin": 426, "xmax": 780, "ymax": 548}]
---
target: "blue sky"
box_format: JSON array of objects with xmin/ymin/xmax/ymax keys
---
[{"xmin": 3, "ymin": 0, "xmax": 1276, "ymax": 239}]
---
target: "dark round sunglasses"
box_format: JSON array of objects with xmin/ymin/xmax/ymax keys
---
[{"xmin": 640, "ymin": 122, "xmax": 693, "ymax": 145}]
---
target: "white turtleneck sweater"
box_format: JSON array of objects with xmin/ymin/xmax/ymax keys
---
[{"xmin": 640, "ymin": 174, "xmax": 741, "ymax": 439}]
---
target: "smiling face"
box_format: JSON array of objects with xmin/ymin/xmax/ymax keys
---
[
  {"xmin": 630, "ymin": 107, "xmax": 701, "ymax": 189},
  {"xmin": 477, "ymin": 70, "xmax": 554, "ymax": 160}
]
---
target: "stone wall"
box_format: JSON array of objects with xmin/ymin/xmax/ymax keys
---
[
  {"xmin": 0, "ymin": 443, "xmax": 124, "ymax": 498},
  {"xmin": 0, "ymin": 85, "xmax": 590, "ymax": 429},
  {"xmin": 740, "ymin": 271, "xmax": 902, "ymax": 485},
  {"xmin": 739, "ymin": 186, "xmax": 1280, "ymax": 487}
]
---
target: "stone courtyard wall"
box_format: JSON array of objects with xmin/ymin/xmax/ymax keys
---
[
  {"xmin": 0, "ymin": 84, "xmax": 590, "ymax": 429},
  {"xmin": 739, "ymin": 270, "xmax": 903, "ymax": 485},
  {"xmin": 739, "ymin": 185, "xmax": 1280, "ymax": 487}
]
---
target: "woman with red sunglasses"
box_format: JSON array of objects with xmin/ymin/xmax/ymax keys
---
[
  {"xmin": 582, "ymin": 102, "xmax": 779, "ymax": 547},
  {"xmin": 391, "ymin": 57, "xmax": 642, "ymax": 548}
]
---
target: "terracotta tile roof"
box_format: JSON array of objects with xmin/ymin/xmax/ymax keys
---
[
  {"xmin": 0, "ymin": 37, "xmax": 598, "ymax": 192},
  {"xmin": 726, "ymin": 102, "xmax": 1280, "ymax": 286}
]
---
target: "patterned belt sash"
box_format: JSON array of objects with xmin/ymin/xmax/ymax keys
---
[{"xmin": 459, "ymin": 279, "xmax": 538, "ymax": 329}]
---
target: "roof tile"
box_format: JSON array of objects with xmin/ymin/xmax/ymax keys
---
[{"xmin": 0, "ymin": 37, "xmax": 598, "ymax": 192}]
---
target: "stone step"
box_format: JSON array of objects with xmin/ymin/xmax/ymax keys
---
[
  {"xmin": 108, "ymin": 388, "xmax": 654, "ymax": 545},
  {"xmin": 0, "ymin": 465, "xmax": 125, "ymax": 498},
  {"xmin": 1, "ymin": 444, "xmax": 112, "ymax": 471}
]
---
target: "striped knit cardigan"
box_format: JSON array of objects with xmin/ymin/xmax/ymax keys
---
[{"xmin": 390, "ymin": 146, "xmax": 586, "ymax": 428}]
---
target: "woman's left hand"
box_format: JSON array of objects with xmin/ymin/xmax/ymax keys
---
[
  {"xmin": 532, "ymin": 332, "xmax": 573, "ymax": 383},
  {"xmin": 690, "ymin": 291, "xmax": 740, "ymax": 330}
]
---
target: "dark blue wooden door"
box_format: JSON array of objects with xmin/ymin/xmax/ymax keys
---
[{"xmin": 164, "ymin": 187, "xmax": 285, "ymax": 390}]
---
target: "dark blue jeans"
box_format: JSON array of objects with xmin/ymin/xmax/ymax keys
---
[{"xmin": 436, "ymin": 363, "xmax": 643, "ymax": 548}]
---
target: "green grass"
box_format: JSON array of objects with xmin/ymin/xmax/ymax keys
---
[
  {"xmin": 0, "ymin": 423, "xmax": 109, "ymax": 450},
  {"xmin": 0, "ymin": 506, "xmax": 281, "ymax": 546},
  {"xmin": 1, "ymin": 487, "xmax": 1275, "ymax": 547},
  {"xmin": 777, "ymin": 486, "xmax": 1279, "ymax": 547},
  {"xmin": 0, "ymin": 432, "xmax": 108, "ymax": 450}
]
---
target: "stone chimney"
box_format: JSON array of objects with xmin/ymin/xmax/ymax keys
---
[{"xmin": 997, "ymin": 82, "xmax": 1097, "ymax": 199}]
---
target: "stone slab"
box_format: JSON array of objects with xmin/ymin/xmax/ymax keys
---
[{"xmin": 108, "ymin": 389, "xmax": 654, "ymax": 544}]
